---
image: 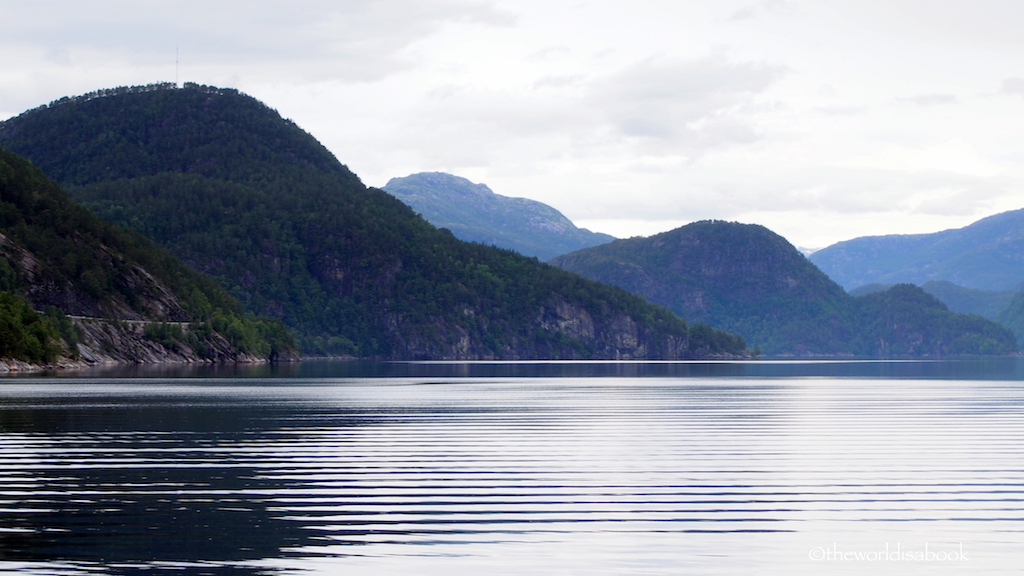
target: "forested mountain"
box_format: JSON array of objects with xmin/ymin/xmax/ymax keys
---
[
  {"xmin": 550, "ymin": 220, "xmax": 1017, "ymax": 356},
  {"xmin": 996, "ymin": 292, "xmax": 1024, "ymax": 347},
  {"xmin": 0, "ymin": 83, "xmax": 746, "ymax": 360},
  {"xmin": 809, "ymin": 209, "xmax": 1024, "ymax": 291},
  {"xmin": 0, "ymin": 147, "xmax": 294, "ymax": 364},
  {"xmin": 857, "ymin": 284, "xmax": 1015, "ymax": 356},
  {"xmin": 382, "ymin": 172, "xmax": 614, "ymax": 261}
]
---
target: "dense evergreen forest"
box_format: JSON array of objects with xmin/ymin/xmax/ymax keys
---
[
  {"xmin": 0, "ymin": 83, "xmax": 746, "ymax": 360},
  {"xmin": 552, "ymin": 221, "xmax": 1018, "ymax": 356},
  {"xmin": 0, "ymin": 146, "xmax": 295, "ymax": 363},
  {"xmin": 856, "ymin": 284, "xmax": 1015, "ymax": 356}
]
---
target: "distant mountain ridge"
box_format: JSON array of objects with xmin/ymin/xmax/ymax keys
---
[
  {"xmin": 551, "ymin": 220, "xmax": 1017, "ymax": 356},
  {"xmin": 809, "ymin": 209, "xmax": 1024, "ymax": 291},
  {"xmin": 382, "ymin": 172, "xmax": 614, "ymax": 261}
]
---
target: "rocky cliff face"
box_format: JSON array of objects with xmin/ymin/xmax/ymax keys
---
[
  {"xmin": 376, "ymin": 295, "xmax": 721, "ymax": 361},
  {"xmin": 0, "ymin": 231, "xmax": 275, "ymax": 368},
  {"xmin": 72, "ymin": 319, "xmax": 265, "ymax": 365},
  {"xmin": 1, "ymin": 316, "xmax": 297, "ymax": 372},
  {"xmin": 0, "ymin": 231, "xmax": 187, "ymax": 321}
]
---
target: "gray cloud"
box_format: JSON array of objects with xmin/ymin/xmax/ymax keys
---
[
  {"xmin": 815, "ymin": 105, "xmax": 868, "ymax": 116},
  {"xmin": 728, "ymin": 0, "xmax": 792, "ymax": 21},
  {"xmin": 728, "ymin": 6, "xmax": 758, "ymax": 21},
  {"xmin": 0, "ymin": 1, "xmax": 514, "ymax": 83},
  {"xmin": 592, "ymin": 56, "xmax": 784, "ymax": 148},
  {"xmin": 532, "ymin": 74, "xmax": 586, "ymax": 90},
  {"xmin": 1001, "ymin": 77, "xmax": 1024, "ymax": 96},
  {"xmin": 898, "ymin": 93, "xmax": 959, "ymax": 105}
]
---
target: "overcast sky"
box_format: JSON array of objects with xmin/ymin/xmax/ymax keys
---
[{"xmin": 3, "ymin": 0, "xmax": 1024, "ymax": 248}]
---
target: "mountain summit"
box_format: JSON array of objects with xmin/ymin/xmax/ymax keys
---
[
  {"xmin": 552, "ymin": 221, "xmax": 855, "ymax": 354},
  {"xmin": 0, "ymin": 83, "xmax": 746, "ymax": 360},
  {"xmin": 383, "ymin": 172, "xmax": 613, "ymax": 261}
]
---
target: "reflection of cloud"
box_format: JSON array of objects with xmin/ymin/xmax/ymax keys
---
[{"xmin": 592, "ymin": 56, "xmax": 783, "ymax": 148}]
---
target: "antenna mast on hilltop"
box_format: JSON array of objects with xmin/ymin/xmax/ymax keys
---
[{"xmin": 175, "ymin": 46, "xmax": 179, "ymax": 86}]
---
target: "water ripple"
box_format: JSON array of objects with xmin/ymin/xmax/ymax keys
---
[{"xmin": 1, "ymin": 373, "xmax": 1023, "ymax": 574}]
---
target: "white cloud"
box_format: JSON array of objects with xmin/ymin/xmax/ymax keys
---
[{"xmin": 839, "ymin": 139, "xmax": 1002, "ymax": 178}]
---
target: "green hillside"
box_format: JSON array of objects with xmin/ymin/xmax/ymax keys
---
[
  {"xmin": 0, "ymin": 83, "xmax": 745, "ymax": 360},
  {"xmin": 918, "ymin": 281, "xmax": 1017, "ymax": 320},
  {"xmin": 551, "ymin": 220, "xmax": 1017, "ymax": 356},
  {"xmin": 996, "ymin": 292, "xmax": 1024, "ymax": 347},
  {"xmin": 382, "ymin": 172, "xmax": 614, "ymax": 261},
  {"xmin": 0, "ymin": 147, "xmax": 294, "ymax": 363},
  {"xmin": 852, "ymin": 280, "xmax": 1017, "ymax": 321},
  {"xmin": 857, "ymin": 284, "xmax": 1015, "ymax": 356},
  {"xmin": 552, "ymin": 221, "xmax": 854, "ymax": 355}
]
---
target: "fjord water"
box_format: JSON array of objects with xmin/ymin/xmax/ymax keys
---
[{"xmin": 1, "ymin": 360, "xmax": 1022, "ymax": 575}]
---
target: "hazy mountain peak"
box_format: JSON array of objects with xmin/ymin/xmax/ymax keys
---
[
  {"xmin": 383, "ymin": 172, "xmax": 613, "ymax": 261},
  {"xmin": 810, "ymin": 208, "xmax": 1024, "ymax": 291},
  {"xmin": 386, "ymin": 172, "xmax": 495, "ymax": 200}
]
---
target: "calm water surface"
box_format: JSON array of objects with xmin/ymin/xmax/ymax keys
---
[{"xmin": 1, "ymin": 360, "xmax": 1023, "ymax": 575}]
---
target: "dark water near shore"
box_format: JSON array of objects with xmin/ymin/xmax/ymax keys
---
[{"xmin": 1, "ymin": 359, "xmax": 1023, "ymax": 575}]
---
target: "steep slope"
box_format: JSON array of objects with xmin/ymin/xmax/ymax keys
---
[
  {"xmin": 0, "ymin": 147, "xmax": 295, "ymax": 364},
  {"xmin": 809, "ymin": 209, "xmax": 1024, "ymax": 291},
  {"xmin": 551, "ymin": 220, "xmax": 1017, "ymax": 356},
  {"xmin": 0, "ymin": 84, "xmax": 746, "ymax": 360},
  {"xmin": 382, "ymin": 172, "xmax": 614, "ymax": 261}
]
